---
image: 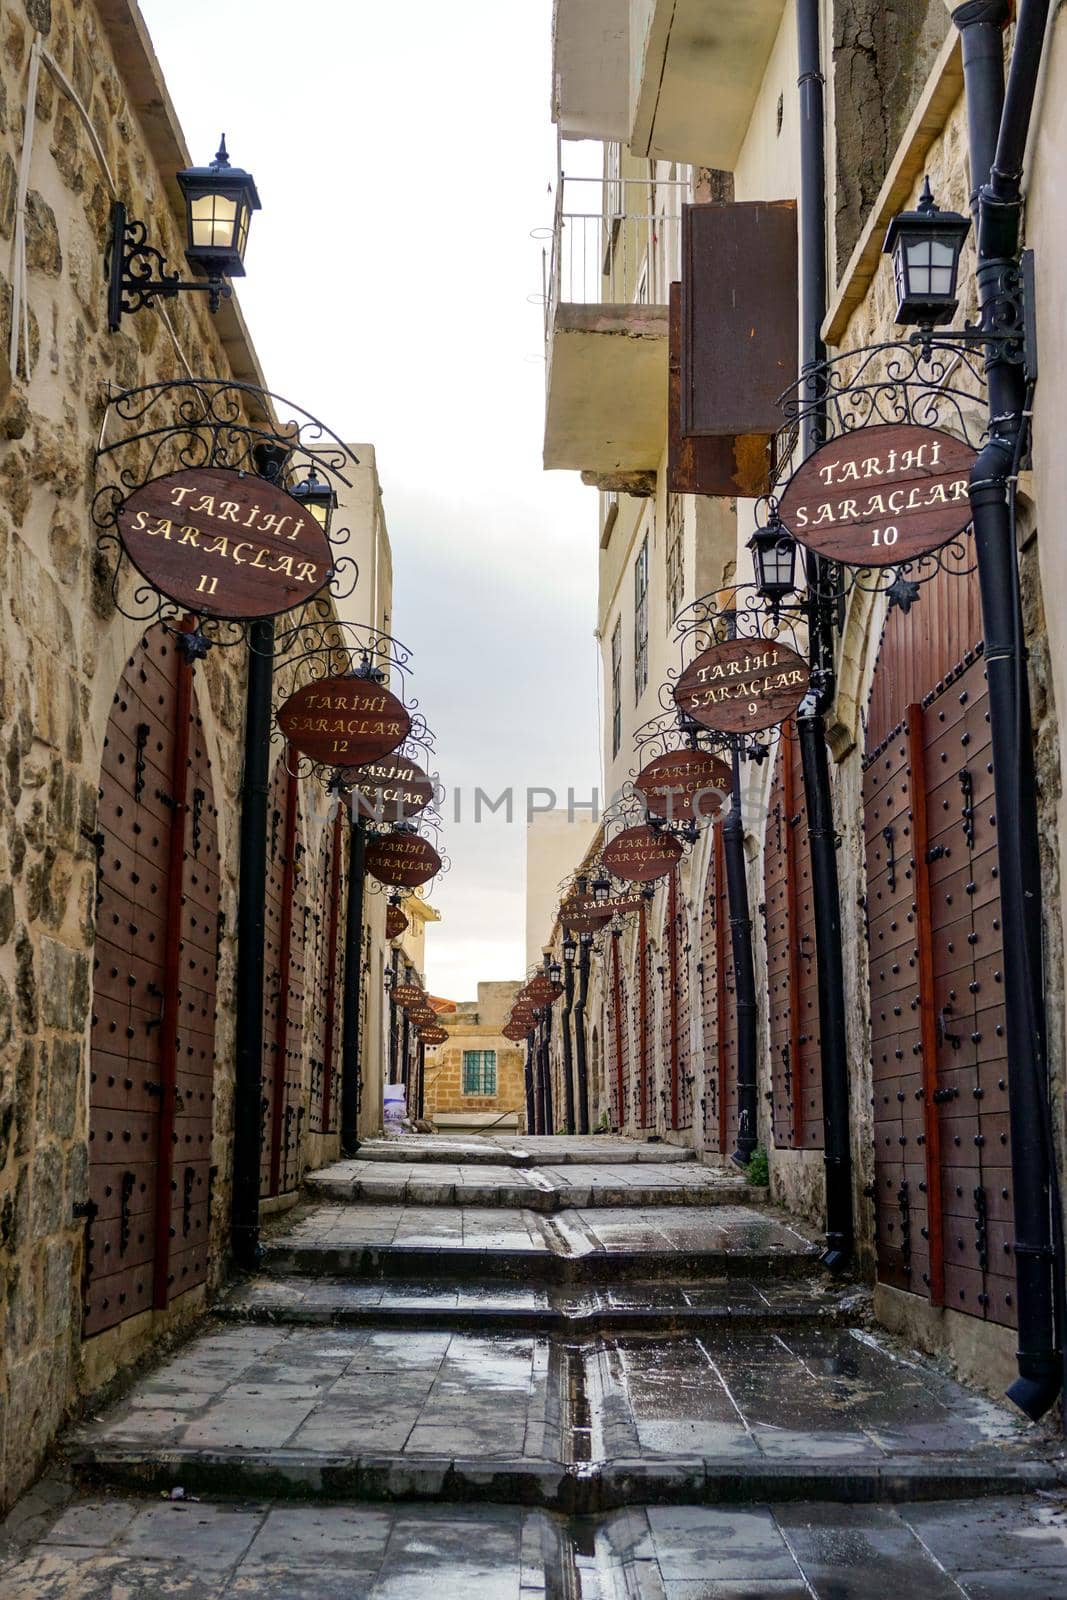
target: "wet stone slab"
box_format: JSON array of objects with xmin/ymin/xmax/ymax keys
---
[
  {"xmin": 4, "ymin": 1494, "xmax": 1067, "ymax": 1598},
  {"xmin": 357, "ymin": 1135, "xmax": 698, "ymax": 1167},
  {"xmin": 305, "ymin": 1158, "xmax": 754, "ymax": 1211},
  {"xmin": 261, "ymin": 1204, "xmax": 820, "ymax": 1283}
]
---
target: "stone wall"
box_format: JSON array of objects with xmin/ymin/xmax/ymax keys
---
[{"xmin": 0, "ymin": 0, "xmax": 352, "ymax": 1512}]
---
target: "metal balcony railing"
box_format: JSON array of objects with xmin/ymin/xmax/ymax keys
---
[{"xmin": 543, "ymin": 174, "xmax": 690, "ymax": 342}]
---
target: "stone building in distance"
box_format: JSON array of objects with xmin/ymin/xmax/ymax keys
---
[{"xmin": 422, "ymin": 981, "xmax": 525, "ymax": 1133}]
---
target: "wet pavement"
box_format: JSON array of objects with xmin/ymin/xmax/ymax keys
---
[{"xmin": 5, "ymin": 1133, "xmax": 1066, "ymax": 1595}]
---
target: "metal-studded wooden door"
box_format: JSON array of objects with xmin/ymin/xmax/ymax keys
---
[
  {"xmin": 673, "ymin": 874, "xmax": 694, "ymax": 1131},
  {"xmin": 697, "ymin": 827, "xmax": 736, "ymax": 1152},
  {"xmin": 85, "ymin": 626, "xmax": 219, "ymax": 1338},
  {"xmin": 862, "ymin": 559, "xmax": 1011, "ymax": 1329},
  {"xmin": 609, "ymin": 931, "xmax": 626, "ymax": 1129},
  {"xmin": 307, "ymin": 806, "xmax": 345, "ymax": 1136},
  {"xmin": 763, "ymin": 727, "xmax": 822, "ymax": 1151},
  {"xmin": 260, "ymin": 755, "xmax": 308, "ymax": 1199},
  {"xmin": 634, "ymin": 902, "xmax": 652, "ymax": 1130}
]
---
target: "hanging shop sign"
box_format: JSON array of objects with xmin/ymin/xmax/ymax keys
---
[
  {"xmin": 346, "ymin": 754, "xmax": 435, "ymax": 821},
  {"xmin": 392, "ymin": 983, "xmax": 424, "ymax": 1008},
  {"xmin": 115, "ymin": 466, "xmax": 335, "ymax": 618},
  {"xmin": 633, "ymin": 749, "xmax": 731, "ymax": 821},
  {"xmin": 525, "ymin": 975, "xmax": 564, "ymax": 1005},
  {"xmin": 419, "ymin": 1024, "xmax": 449, "ymax": 1046},
  {"xmin": 386, "ymin": 904, "xmax": 409, "ymax": 940},
  {"xmin": 775, "ymin": 422, "xmax": 977, "ymax": 567},
  {"xmin": 674, "ymin": 638, "xmax": 809, "ymax": 734},
  {"xmin": 560, "ymin": 896, "xmax": 615, "ymax": 935},
  {"xmin": 365, "ymin": 831, "xmax": 441, "ymax": 889},
  {"xmin": 503, "ymin": 1023, "xmax": 529, "ymax": 1043},
  {"xmin": 407, "ymin": 1003, "xmax": 437, "ymax": 1026},
  {"xmin": 278, "ymin": 676, "xmax": 410, "ymax": 767},
  {"xmin": 602, "ymin": 824, "xmax": 684, "ymax": 884}
]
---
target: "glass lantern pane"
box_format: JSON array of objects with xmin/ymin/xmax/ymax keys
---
[{"xmin": 190, "ymin": 193, "xmax": 238, "ymax": 249}]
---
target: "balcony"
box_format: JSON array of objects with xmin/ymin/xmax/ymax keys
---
[
  {"xmin": 543, "ymin": 175, "xmax": 684, "ymax": 482},
  {"xmin": 552, "ymin": 0, "xmax": 630, "ymax": 141}
]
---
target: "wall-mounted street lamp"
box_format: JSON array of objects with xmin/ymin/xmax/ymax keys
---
[
  {"xmin": 748, "ymin": 507, "xmax": 798, "ymax": 616},
  {"xmin": 883, "ymin": 177, "xmax": 970, "ymax": 328},
  {"xmin": 549, "ymin": 956, "xmax": 563, "ymax": 985},
  {"xmin": 108, "ymin": 136, "xmax": 261, "ymax": 333},
  {"xmin": 591, "ymin": 872, "xmax": 611, "ymax": 904},
  {"xmin": 289, "ymin": 466, "xmax": 338, "ymax": 534},
  {"xmin": 562, "ymin": 934, "xmax": 577, "ymax": 965}
]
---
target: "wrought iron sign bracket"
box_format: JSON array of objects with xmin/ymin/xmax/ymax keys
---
[
  {"xmin": 108, "ymin": 202, "xmax": 232, "ymax": 333},
  {"xmin": 915, "ymin": 251, "xmax": 1037, "ymax": 384}
]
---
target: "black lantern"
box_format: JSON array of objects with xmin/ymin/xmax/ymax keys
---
[
  {"xmin": 562, "ymin": 934, "xmax": 577, "ymax": 965},
  {"xmin": 883, "ymin": 177, "xmax": 970, "ymax": 327},
  {"xmin": 549, "ymin": 957, "xmax": 562, "ymax": 985},
  {"xmin": 592, "ymin": 872, "xmax": 611, "ymax": 904},
  {"xmin": 748, "ymin": 508, "xmax": 797, "ymax": 611},
  {"xmin": 383, "ymin": 967, "xmax": 394, "ymax": 992},
  {"xmin": 107, "ymin": 135, "xmax": 260, "ymax": 332},
  {"xmin": 177, "ymin": 137, "xmax": 261, "ymax": 280},
  {"xmin": 290, "ymin": 466, "xmax": 338, "ymax": 534}
]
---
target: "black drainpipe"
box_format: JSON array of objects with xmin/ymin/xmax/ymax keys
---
[
  {"xmin": 795, "ymin": 0, "xmax": 853, "ymax": 1269},
  {"xmin": 524, "ymin": 1031, "xmax": 537, "ymax": 1133},
  {"xmin": 952, "ymin": 0, "xmax": 1062, "ymax": 1421},
  {"xmin": 575, "ymin": 935, "xmax": 591, "ymax": 1133},
  {"xmin": 562, "ymin": 955, "xmax": 576, "ymax": 1134},
  {"xmin": 542, "ymin": 1008, "xmax": 554, "ymax": 1133},
  {"xmin": 723, "ymin": 742, "xmax": 758, "ymax": 1166}
]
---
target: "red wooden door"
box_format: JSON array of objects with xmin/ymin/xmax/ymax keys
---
[
  {"xmin": 307, "ymin": 807, "xmax": 345, "ymax": 1135},
  {"xmin": 863, "ymin": 562, "xmax": 1013, "ymax": 1328},
  {"xmin": 85, "ymin": 626, "xmax": 218, "ymax": 1338},
  {"xmin": 763, "ymin": 726, "xmax": 822, "ymax": 1150},
  {"xmin": 260, "ymin": 755, "xmax": 308, "ymax": 1199},
  {"xmin": 697, "ymin": 827, "xmax": 736, "ymax": 1151}
]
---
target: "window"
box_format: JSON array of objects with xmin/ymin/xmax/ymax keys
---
[
  {"xmin": 633, "ymin": 534, "xmax": 649, "ymax": 703},
  {"xmin": 665, "ymin": 494, "xmax": 684, "ymax": 625},
  {"xmin": 611, "ymin": 619, "xmax": 622, "ymax": 757},
  {"xmin": 462, "ymin": 1050, "xmax": 497, "ymax": 1096}
]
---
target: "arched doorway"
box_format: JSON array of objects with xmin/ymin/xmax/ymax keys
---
[
  {"xmin": 762, "ymin": 725, "xmax": 822, "ymax": 1151},
  {"xmin": 85, "ymin": 625, "xmax": 220, "ymax": 1338},
  {"xmin": 260, "ymin": 752, "xmax": 308, "ymax": 1199},
  {"xmin": 697, "ymin": 826, "xmax": 736, "ymax": 1152},
  {"xmin": 862, "ymin": 563, "xmax": 1014, "ymax": 1324}
]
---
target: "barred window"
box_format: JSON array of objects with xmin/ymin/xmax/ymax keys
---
[
  {"xmin": 611, "ymin": 619, "xmax": 622, "ymax": 757},
  {"xmin": 665, "ymin": 494, "xmax": 684, "ymax": 625},
  {"xmin": 634, "ymin": 534, "xmax": 649, "ymax": 703},
  {"xmin": 462, "ymin": 1050, "xmax": 497, "ymax": 1095}
]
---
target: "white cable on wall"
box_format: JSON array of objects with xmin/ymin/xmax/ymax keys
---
[{"xmin": 9, "ymin": 30, "xmax": 194, "ymax": 385}]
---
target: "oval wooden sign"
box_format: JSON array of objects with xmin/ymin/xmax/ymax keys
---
[
  {"xmin": 674, "ymin": 638, "xmax": 809, "ymax": 734},
  {"xmin": 634, "ymin": 749, "xmax": 731, "ymax": 821},
  {"xmin": 560, "ymin": 896, "xmax": 615, "ymax": 935},
  {"xmin": 602, "ymin": 824, "xmax": 684, "ymax": 883},
  {"xmin": 347, "ymin": 755, "xmax": 435, "ymax": 821},
  {"xmin": 278, "ymin": 676, "xmax": 410, "ymax": 768},
  {"xmin": 386, "ymin": 904, "xmax": 409, "ymax": 940},
  {"xmin": 392, "ymin": 983, "xmax": 423, "ymax": 1008},
  {"xmin": 419, "ymin": 1025, "xmax": 449, "ymax": 1046},
  {"xmin": 776, "ymin": 422, "xmax": 976, "ymax": 567},
  {"xmin": 115, "ymin": 466, "xmax": 335, "ymax": 619},
  {"xmin": 407, "ymin": 1004, "xmax": 437, "ymax": 1026},
  {"xmin": 502, "ymin": 1023, "xmax": 529, "ymax": 1042},
  {"xmin": 525, "ymin": 975, "xmax": 563, "ymax": 1005},
  {"xmin": 365, "ymin": 832, "xmax": 441, "ymax": 889}
]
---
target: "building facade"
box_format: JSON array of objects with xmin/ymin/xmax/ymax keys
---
[
  {"xmin": 423, "ymin": 981, "xmax": 525, "ymax": 1132},
  {"xmin": 531, "ymin": 0, "xmax": 1067, "ymax": 1407},
  {"xmin": 0, "ymin": 0, "xmax": 402, "ymax": 1512}
]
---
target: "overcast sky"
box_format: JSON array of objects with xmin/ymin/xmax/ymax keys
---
[{"xmin": 138, "ymin": 0, "xmax": 600, "ymax": 1001}]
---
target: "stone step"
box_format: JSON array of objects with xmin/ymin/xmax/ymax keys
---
[
  {"xmin": 9, "ymin": 1490, "xmax": 1067, "ymax": 1597},
  {"xmin": 261, "ymin": 1203, "xmax": 822, "ymax": 1283},
  {"xmin": 64, "ymin": 1324, "xmax": 1060, "ymax": 1512},
  {"xmin": 305, "ymin": 1158, "xmax": 757, "ymax": 1212},
  {"xmin": 218, "ymin": 1274, "xmax": 866, "ymax": 1334},
  {"xmin": 356, "ymin": 1135, "xmax": 699, "ymax": 1168}
]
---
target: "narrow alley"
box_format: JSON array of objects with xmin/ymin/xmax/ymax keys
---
[{"xmin": 3, "ymin": 1136, "xmax": 1066, "ymax": 1596}]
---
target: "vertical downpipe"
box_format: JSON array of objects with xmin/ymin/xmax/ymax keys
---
[
  {"xmin": 723, "ymin": 744, "xmax": 758, "ymax": 1165},
  {"xmin": 796, "ymin": 0, "xmax": 853, "ymax": 1268},
  {"xmin": 562, "ymin": 958, "xmax": 576, "ymax": 1134},
  {"xmin": 575, "ymin": 937, "xmax": 591, "ymax": 1133}
]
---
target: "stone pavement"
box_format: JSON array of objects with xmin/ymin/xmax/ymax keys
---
[{"xmin": 3, "ymin": 1134, "xmax": 1066, "ymax": 1597}]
